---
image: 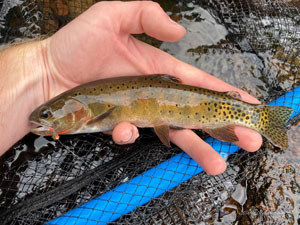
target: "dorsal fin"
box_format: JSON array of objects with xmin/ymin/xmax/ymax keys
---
[
  {"xmin": 159, "ymin": 75, "xmax": 182, "ymax": 83},
  {"xmin": 226, "ymin": 91, "xmax": 242, "ymax": 100}
]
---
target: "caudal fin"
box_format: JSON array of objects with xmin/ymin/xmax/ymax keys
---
[{"xmin": 259, "ymin": 106, "xmax": 293, "ymax": 149}]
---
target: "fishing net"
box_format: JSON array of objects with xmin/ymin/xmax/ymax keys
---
[{"xmin": 0, "ymin": 0, "xmax": 299, "ymax": 224}]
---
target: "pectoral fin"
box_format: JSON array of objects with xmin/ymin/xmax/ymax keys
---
[
  {"xmin": 87, "ymin": 107, "xmax": 115, "ymax": 126},
  {"xmin": 203, "ymin": 125, "xmax": 239, "ymax": 143},
  {"xmin": 154, "ymin": 125, "xmax": 171, "ymax": 147}
]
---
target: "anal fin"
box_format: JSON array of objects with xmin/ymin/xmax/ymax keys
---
[
  {"xmin": 154, "ymin": 125, "xmax": 171, "ymax": 147},
  {"xmin": 203, "ymin": 125, "xmax": 239, "ymax": 143}
]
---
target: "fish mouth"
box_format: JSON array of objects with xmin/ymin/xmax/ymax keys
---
[{"xmin": 29, "ymin": 121, "xmax": 53, "ymax": 135}]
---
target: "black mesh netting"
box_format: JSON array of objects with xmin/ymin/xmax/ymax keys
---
[{"xmin": 0, "ymin": 0, "xmax": 300, "ymax": 224}]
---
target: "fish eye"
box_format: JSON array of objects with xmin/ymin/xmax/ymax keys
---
[{"xmin": 40, "ymin": 108, "xmax": 53, "ymax": 120}]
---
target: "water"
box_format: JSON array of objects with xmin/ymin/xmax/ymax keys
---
[{"xmin": 0, "ymin": 0, "xmax": 299, "ymax": 224}]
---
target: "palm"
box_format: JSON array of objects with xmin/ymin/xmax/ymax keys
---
[{"xmin": 48, "ymin": 2, "xmax": 177, "ymax": 94}]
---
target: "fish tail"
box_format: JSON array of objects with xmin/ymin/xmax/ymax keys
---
[{"xmin": 257, "ymin": 105, "xmax": 293, "ymax": 149}]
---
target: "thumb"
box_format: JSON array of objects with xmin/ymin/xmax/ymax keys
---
[
  {"xmin": 112, "ymin": 122, "xmax": 140, "ymax": 145},
  {"xmin": 93, "ymin": 1, "xmax": 186, "ymax": 42}
]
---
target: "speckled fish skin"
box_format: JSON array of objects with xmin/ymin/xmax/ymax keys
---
[{"xmin": 29, "ymin": 75, "xmax": 293, "ymax": 149}]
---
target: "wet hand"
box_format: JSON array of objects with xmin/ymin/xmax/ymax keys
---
[{"xmin": 44, "ymin": 1, "xmax": 262, "ymax": 175}]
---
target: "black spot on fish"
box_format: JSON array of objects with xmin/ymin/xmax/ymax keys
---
[
  {"xmin": 208, "ymin": 107, "xmax": 211, "ymax": 111},
  {"xmin": 223, "ymin": 112, "xmax": 226, "ymax": 116},
  {"xmin": 213, "ymin": 115, "xmax": 216, "ymax": 118},
  {"xmin": 168, "ymin": 85, "xmax": 170, "ymax": 88},
  {"xmin": 219, "ymin": 106, "xmax": 222, "ymax": 109},
  {"xmin": 215, "ymin": 109, "xmax": 218, "ymax": 112},
  {"xmin": 242, "ymin": 113, "xmax": 245, "ymax": 117},
  {"xmin": 237, "ymin": 109, "xmax": 241, "ymax": 113},
  {"xmin": 195, "ymin": 112, "xmax": 198, "ymax": 115}
]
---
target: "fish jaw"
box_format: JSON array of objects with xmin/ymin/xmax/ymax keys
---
[{"xmin": 29, "ymin": 120, "xmax": 54, "ymax": 136}]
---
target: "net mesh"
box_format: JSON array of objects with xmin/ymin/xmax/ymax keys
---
[{"xmin": 0, "ymin": 0, "xmax": 299, "ymax": 224}]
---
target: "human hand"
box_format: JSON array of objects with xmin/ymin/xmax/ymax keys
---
[
  {"xmin": 0, "ymin": 1, "xmax": 262, "ymax": 175},
  {"xmin": 43, "ymin": 1, "xmax": 262, "ymax": 175}
]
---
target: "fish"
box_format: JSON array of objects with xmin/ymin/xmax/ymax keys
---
[{"xmin": 29, "ymin": 75, "xmax": 293, "ymax": 149}]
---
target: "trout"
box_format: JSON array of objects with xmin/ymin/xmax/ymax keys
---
[{"xmin": 29, "ymin": 75, "xmax": 293, "ymax": 149}]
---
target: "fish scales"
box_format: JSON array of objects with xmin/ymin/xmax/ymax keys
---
[{"xmin": 29, "ymin": 75, "xmax": 293, "ymax": 149}]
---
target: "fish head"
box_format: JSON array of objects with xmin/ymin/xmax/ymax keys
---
[{"xmin": 29, "ymin": 97, "xmax": 91, "ymax": 139}]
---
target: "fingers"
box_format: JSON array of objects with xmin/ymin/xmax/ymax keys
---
[
  {"xmin": 132, "ymin": 2, "xmax": 186, "ymax": 42},
  {"xmin": 129, "ymin": 38, "xmax": 260, "ymax": 104},
  {"xmin": 172, "ymin": 62, "xmax": 261, "ymax": 104},
  {"xmin": 234, "ymin": 126, "xmax": 262, "ymax": 152},
  {"xmin": 93, "ymin": 1, "xmax": 186, "ymax": 42},
  {"xmin": 112, "ymin": 122, "xmax": 139, "ymax": 145},
  {"xmin": 169, "ymin": 129, "xmax": 227, "ymax": 175}
]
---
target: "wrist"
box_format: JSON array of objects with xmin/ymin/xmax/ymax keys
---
[{"xmin": 0, "ymin": 39, "xmax": 50, "ymax": 154}]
